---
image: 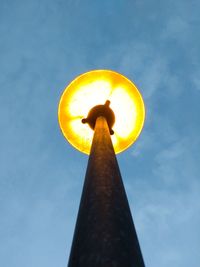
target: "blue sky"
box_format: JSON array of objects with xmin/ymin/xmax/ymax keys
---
[{"xmin": 0, "ymin": 0, "xmax": 200, "ymax": 266}]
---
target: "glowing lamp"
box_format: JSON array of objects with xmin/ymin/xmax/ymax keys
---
[
  {"xmin": 59, "ymin": 70, "xmax": 146, "ymax": 267},
  {"xmin": 58, "ymin": 70, "xmax": 145, "ymax": 154}
]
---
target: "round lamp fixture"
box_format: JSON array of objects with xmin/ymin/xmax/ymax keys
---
[{"xmin": 58, "ymin": 70, "xmax": 145, "ymax": 154}]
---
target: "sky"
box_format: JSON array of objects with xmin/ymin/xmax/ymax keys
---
[{"xmin": 0, "ymin": 0, "xmax": 200, "ymax": 266}]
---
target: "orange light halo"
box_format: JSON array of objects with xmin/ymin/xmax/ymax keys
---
[{"xmin": 58, "ymin": 70, "xmax": 145, "ymax": 154}]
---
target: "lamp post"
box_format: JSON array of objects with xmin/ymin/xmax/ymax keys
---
[{"xmin": 58, "ymin": 70, "xmax": 145, "ymax": 267}]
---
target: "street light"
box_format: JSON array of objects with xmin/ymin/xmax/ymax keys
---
[{"xmin": 58, "ymin": 70, "xmax": 146, "ymax": 267}]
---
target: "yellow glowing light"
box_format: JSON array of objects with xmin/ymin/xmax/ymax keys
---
[{"xmin": 58, "ymin": 70, "xmax": 145, "ymax": 154}]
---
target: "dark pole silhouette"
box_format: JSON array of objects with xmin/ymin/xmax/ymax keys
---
[{"xmin": 68, "ymin": 113, "xmax": 145, "ymax": 267}]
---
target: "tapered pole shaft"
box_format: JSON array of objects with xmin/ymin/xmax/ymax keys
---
[{"xmin": 68, "ymin": 116, "xmax": 145, "ymax": 267}]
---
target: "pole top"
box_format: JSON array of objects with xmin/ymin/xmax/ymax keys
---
[
  {"xmin": 82, "ymin": 100, "xmax": 115, "ymax": 135},
  {"xmin": 58, "ymin": 70, "xmax": 145, "ymax": 154}
]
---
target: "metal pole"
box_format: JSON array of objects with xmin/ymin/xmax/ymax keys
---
[{"xmin": 68, "ymin": 116, "xmax": 145, "ymax": 267}]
